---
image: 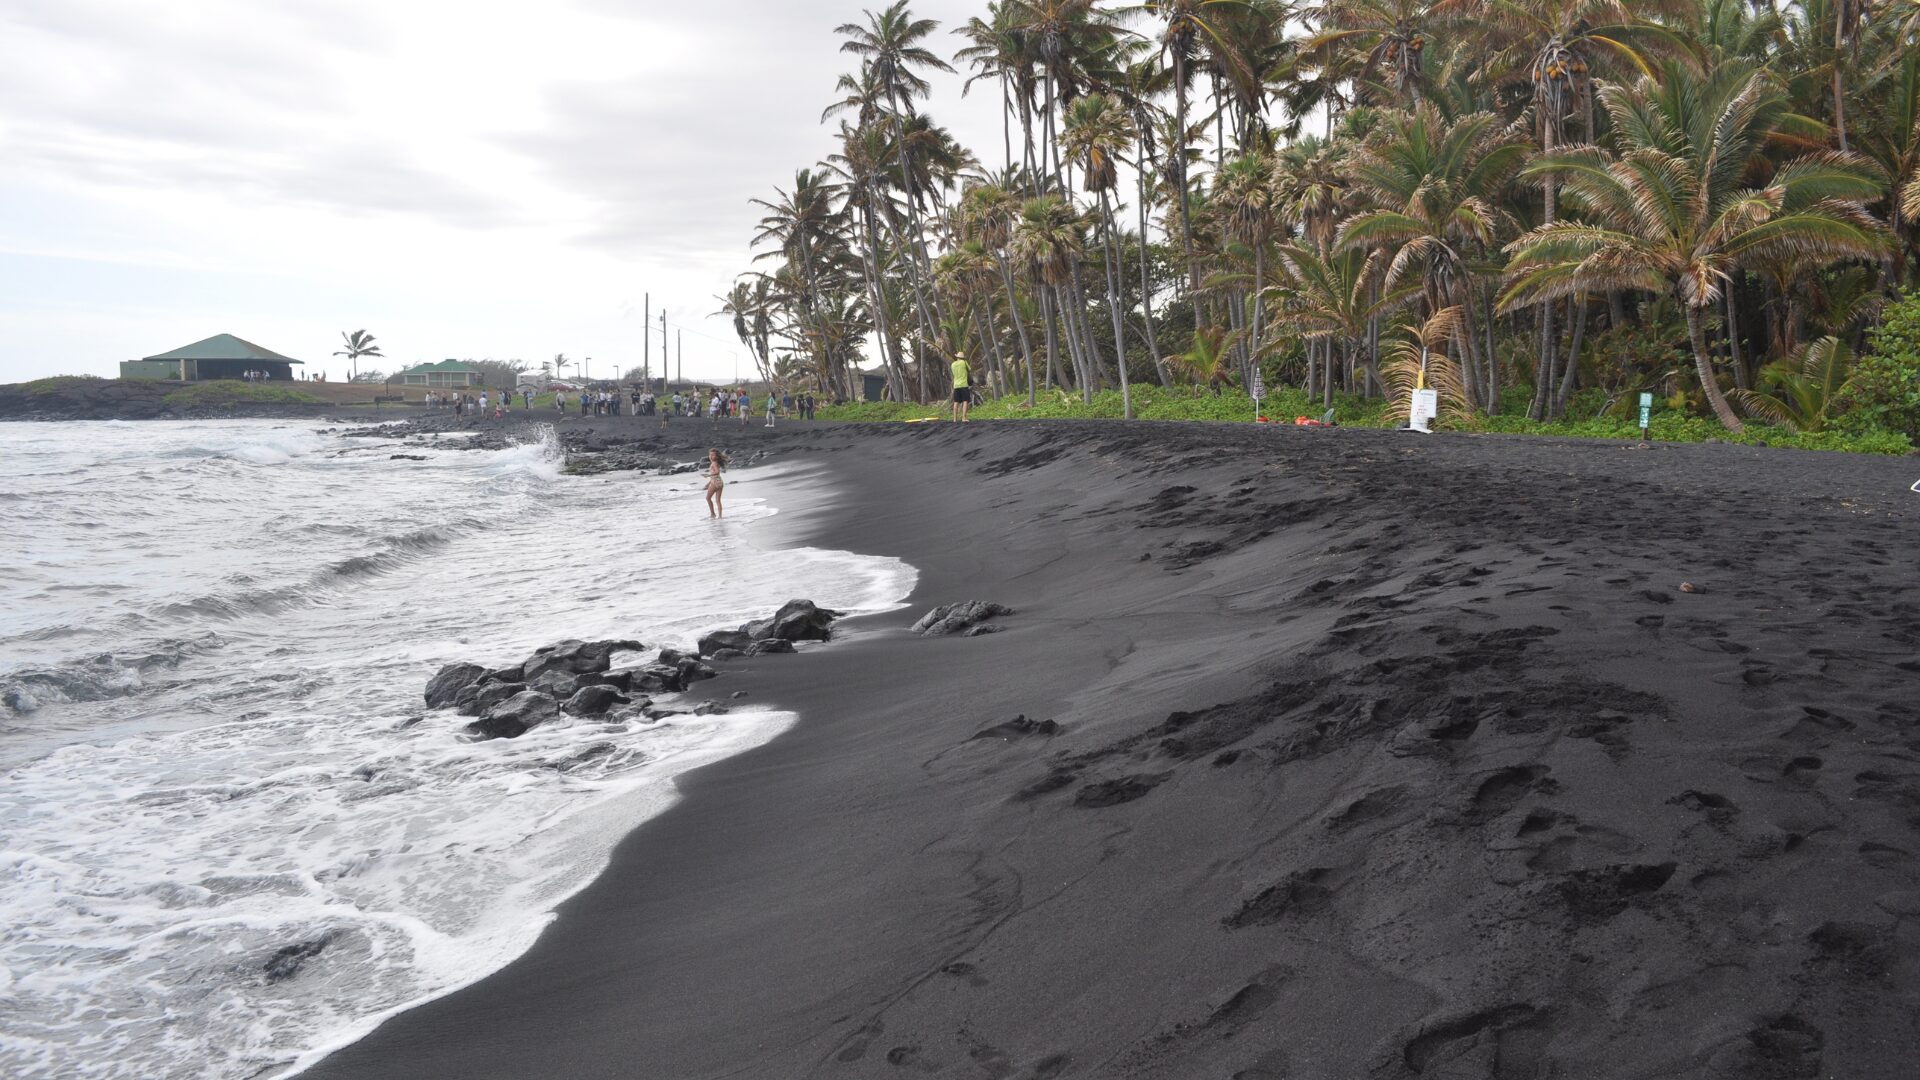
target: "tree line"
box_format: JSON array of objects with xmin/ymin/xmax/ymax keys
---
[{"xmin": 727, "ymin": 0, "xmax": 1920, "ymax": 432}]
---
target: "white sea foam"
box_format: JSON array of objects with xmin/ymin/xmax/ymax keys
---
[{"xmin": 0, "ymin": 419, "xmax": 915, "ymax": 1080}]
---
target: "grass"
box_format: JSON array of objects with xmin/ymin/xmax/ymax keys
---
[
  {"xmin": 162, "ymin": 382, "xmax": 323, "ymax": 407},
  {"xmin": 20, "ymin": 375, "xmax": 104, "ymax": 394},
  {"xmin": 817, "ymin": 384, "xmax": 1915, "ymax": 455}
]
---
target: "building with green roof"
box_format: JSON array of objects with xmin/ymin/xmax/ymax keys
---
[
  {"xmin": 396, "ymin": 360, "xmax": 479, "ymax": 388},
  {"xmin": 121, "ymin": 334, "xmax": 306, "ymax": 382}
]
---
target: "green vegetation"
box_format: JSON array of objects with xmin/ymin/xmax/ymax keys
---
[
  {"xmin": 21, "ymin": 375, "xmax": 104, "ymax": 394},
  {"xmin": 162, "ymin": 382, "xmax": 322, "ymax": 407},
  {"xmin": 821, "ymin": 384, "xmax": 1913, "ymax": 455},
  {"xmin": 726, "ymin": 0, "xmax": 1920, "ymax": 450},
  {"xmin": 1836, "ymin": 291, "xmax": 1920, "ymax": 444}
]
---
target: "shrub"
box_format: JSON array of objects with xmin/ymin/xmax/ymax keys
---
[{"xmin": 1834, "ymin": 292, "xmax": 1920, "ymax": 442}]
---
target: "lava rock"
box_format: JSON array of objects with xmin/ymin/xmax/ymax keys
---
[
  {"xmin": 912, "ymin": 601, "xmax": 1014, "ymax": 637},
  {"xmin": 743, "ymin": 639, "xmax": 797, "ymax": 656},
  {"xmin": 466, "ymin": 691, "xmax": 560, "ymax": 739},
  {"xmin": 264, "ymin": 932, "xmax": 338, "ymax": 983},
  {"xmin": 744, "ymin": 599, "xmax": 842, "ymax": 643},
  {"xmin": 520, "ymin": 639, "xmax": 645, "ymax": 682},
  {"xmin": 697, "ymin": 630, "xmax": 753, "ymax": 658},
  {"xmin": 563, "ymin": 685, "xmax": 630, "ymax": 716},
  {"xmin": 657, "ymin": 648, "xmax": 693, "ymax": 667},
  {"xmin": 677, "ymin": 658, "xmax": 719, "ymax": 683},
  {"xmin": 630, "ymin": 663, "xmax": 689, "ymax": 693},
  {"xmin": 527, "ymin": 669, "xmax": 583, "ymax": 698},
  {"xmin": 425, "ymin": 662, "xmax": 489, "ymax": 709},
  {"xmin": 455, "ymin": 680, "xmax": 528, "ymax": 717},
  {"xmin": 708, "ymin": 648, "xmax": 745, "ymax": 661}
]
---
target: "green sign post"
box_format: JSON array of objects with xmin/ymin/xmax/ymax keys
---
[{"xmin": 1638, "ymin": 392, "xmax": 1653, "ymax": 441}]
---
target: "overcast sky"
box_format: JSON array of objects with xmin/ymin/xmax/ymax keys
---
[{"xmin": 0, "ymin": 0, "xmax": 1007, "ymax": 383}]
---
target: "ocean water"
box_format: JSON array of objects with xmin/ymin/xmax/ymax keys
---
[{"xmin": 0, "ymin": 419, "xmax": 914, "ymax": 1079}]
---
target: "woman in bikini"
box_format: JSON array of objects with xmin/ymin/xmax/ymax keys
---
[{"xmin": 704, "ymin": 448, "xmax": 729, "ymax": 519}]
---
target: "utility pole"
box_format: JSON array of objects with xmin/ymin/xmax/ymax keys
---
[
  {"xmin": 677, "ymin": 330, "xmax": 683, "ymax": 388},
  {"xmin": 643, "ymin": 292, "xmax": 650, "ymax": 389},
  {"xmin": 661, "ymin": 310, "xmax": 670, "ymax": 390}
]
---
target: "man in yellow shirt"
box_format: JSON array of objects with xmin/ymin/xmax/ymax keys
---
[{"xmin": 950, "ymin": 351, "xmax": 972, "ymax": 422}]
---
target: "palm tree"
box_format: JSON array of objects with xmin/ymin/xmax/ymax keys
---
[
  {"xmin": 1502, "ymin": 63, "xmax": 1889, "ymax": 432},
  {"xmin": 1734, "ymin": 334, "xmax": 1857, "ymax": 431},
  {"xmin": 836, "ymin": 2, "xmax": 958, "ymax": 399},
  {"xmin": 1304, "ymin": 0, "xmax": 1442, "ymax": 106},
  {"xmin": 1064, "ymin": 92, "xmax": 1140, "ymax": 416},
  {"xmin": 1011, "ymin": 195, "xmax": 1086, "ymax": 395},
  {"xmin": 1339, "ymin": 104, "xmax": 1526, "ymax": 412},
  {"xmin": 958, "ymin": 181, "xmax": 1042, "ymax": 403},
  {"xmin": 1468, "ymin": 0, "xmax": 1696, "ymax": 418},
  {"xmin": 333, "ymin": 329, "xmax": 383, "ymax": 381},
  {"xmin": 1147, "ymin": 0, "xmax": 1251, "ymax": 328},
  {"xmin": 1212, "ymin": 151, "xmax": 1281, "ymax": 389},
  {"xmin": 1269, "ymin": 242, "xmax": 1415, "ymax": 405}
]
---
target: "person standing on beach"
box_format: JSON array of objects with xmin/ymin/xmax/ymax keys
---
[
  {"xmin": 704, "ymin": 448, "xmax": 727, "ymax": 518},
  {"xmin": 738, "ymin": 389, "xmax": 751, "ymax": 426},
  {"xmin": 950, "ymin": 351, "xmax": 971, "ymax": 422},
  {"xmin": 764, "ymin": 389, "xmax": 777, "ymax": 428}
]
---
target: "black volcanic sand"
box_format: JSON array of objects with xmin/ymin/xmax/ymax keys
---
[{"xmin": 308, "ymin": 418, "xmax": 1920, "ymax": 1080}]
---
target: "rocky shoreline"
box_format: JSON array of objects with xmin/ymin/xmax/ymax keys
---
[{"xmin": 422, "ymin": 600, "xmax": 845, "ymax": 740}]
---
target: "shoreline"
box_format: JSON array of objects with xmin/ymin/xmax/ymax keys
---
[{"xmin": 295, "ymin": 420, "xmax": 1915, "ymax": 1078}]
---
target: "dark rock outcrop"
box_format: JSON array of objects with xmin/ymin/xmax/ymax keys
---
[
  {"xmin": 425, "ymin": 663, "xmax": 489, "ymax": 709},
  {"xmin": 520, "ymin": 639, "xmax": 644, "ymax": 682},
  {"xmin": 697, "ymin": 630, "xmax": 752, "ymax": 658},
  {"xmin": 911, "ymin": 601, "xmax": 1013, "ymax": 637},
  {"xmin": 455, "ymin": 680, "xmax": 528, "ymax": 717},
  {"xmin": 563, "ymin": 685, "xmax": 630, "ymax": 716},
  {"xmin": 264, "ymin": 932, "xmax": 338, "ymax": 983},
  {"xmin": 744, "ymin": 599, "xmax": 842, "ymax": 643},
  {"xmin": 743, "ymin": 639, "xmax": 796, "ymax": 656},
  {"xmin": 466, "ymin": 691, "xmax": 560, "ymax": 740}
]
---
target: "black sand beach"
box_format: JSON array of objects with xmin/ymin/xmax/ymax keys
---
[{"xmin": 307, "ymin": 417, "xmax": 1920, "ymax": 1079}]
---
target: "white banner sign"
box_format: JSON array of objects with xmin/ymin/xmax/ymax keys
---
[{"xmin": 1409, "ymin": 388, "xmax": 1438, "ymax": 432}]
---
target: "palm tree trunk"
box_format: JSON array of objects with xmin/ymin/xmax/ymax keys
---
[
  {"xmin": 1531, "ymin": 118, "xmax": 1559, "ymax": 421},
  {"xmin": 1099, "ymin": 190, "xmax": 1134, "ymax": 418},
  {"xmin": 1726, "ymin": 286, "xmax": 1749, "ymax": 392},
  {"xmin": 1686, "ymin": 303, "xmax": 1744, "ymax": 431},
  {"xmin": 1553, "ymin": 293, "xmax": 1587, "ymax": 417},
  {"xmin": 1135, "ymin": 161, "xmax": 1169, "ymax": 386},
  {"xmin": 995, "ymin": 253, "xmax": 1038, "ymax": 401},
  {"xmin": 1068, "ymin": 264, "xmax": 1103, "ymax": 401},
  {"xmin": 1250, "ymin": 244, "xmax": 1266, "ymax": 391},
  {"xmin": 1461, "ymin": 291, "xmax": 1492, "ymax": 414},
  {"xmin": 1833, "ymin": 3, "xmax": 1851, "ymax": 153},
  {"xmin": 975, "ymin": 294, "xmax": 1008, "ymax": 397},
  {"xmin": 1041, "ymin": 286, "xmax": 1061, "ymax": 391},
  {"xmin": 1173, "ymin": 53, "xmax": 1203, "ymax": 330}
]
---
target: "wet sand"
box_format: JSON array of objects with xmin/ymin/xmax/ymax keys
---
[{"xmin": 306, "ymin": 417, "xmax": 1920, "ymax": 1079}]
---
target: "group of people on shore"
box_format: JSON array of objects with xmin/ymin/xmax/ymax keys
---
[
  {"xmin": 426, "ymin": 389, "xmax": 529, "ymax": 419},
  {"xmin": 424, "ymin": 385, "xmax": 824, "ymax": 426}
]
